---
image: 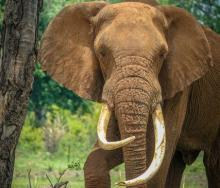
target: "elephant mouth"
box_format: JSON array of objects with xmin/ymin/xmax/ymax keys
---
[{"xmin": 96, "ymin": 102, "xmax": 166, "ymax": 187}]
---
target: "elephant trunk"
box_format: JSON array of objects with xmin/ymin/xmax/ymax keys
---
[
  {"xmin": 114, "ymin": 57, "xmax": 158, "ymax": 187},
  {"xmin": 98, "ymin": 57, "xmax": 166, "ymax": 187},
  {"xmin": 115, "ymin": 87, "xmax": 150, "ymax": 188},
  {"xmin": 117, "ymin": 103, "xmax": 166, "ymax": 187}
]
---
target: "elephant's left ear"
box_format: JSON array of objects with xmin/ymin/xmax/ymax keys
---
[{"xmin": 158, "ymin": 6, "xmax": 213, "ymax": 99}]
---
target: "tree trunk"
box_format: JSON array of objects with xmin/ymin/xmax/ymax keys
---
[{"xmin": 0, "ymin": 0, "xmax": 42, "ymax": 187}]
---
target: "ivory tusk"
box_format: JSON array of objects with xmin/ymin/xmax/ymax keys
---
[
  {"xmin": 97, "ymin": 104, "xmax": 135, "ymax": 150},
  {"xmin": 116, "ymin": 104, "xmax": 166, "ymax": 186}
]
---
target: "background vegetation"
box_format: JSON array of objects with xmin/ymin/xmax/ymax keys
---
[{"xmin": 0, "ymin": 0, "xmax": 219, "ymax": 187}]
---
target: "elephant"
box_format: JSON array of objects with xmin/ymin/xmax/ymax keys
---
[{"xmin": 39, "ymin": 0, "xmax": 220, "ymax": 187}]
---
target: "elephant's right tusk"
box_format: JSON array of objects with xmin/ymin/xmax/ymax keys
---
[{"xmin": 97, "ymin": 104, "xmax": 135, "ymax": 150}]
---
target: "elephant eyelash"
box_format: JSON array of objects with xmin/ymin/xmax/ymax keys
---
[
  {"xmin": 99, "ymin": 48, "xmax": 107, "ymax": 58},
  {"xmin": 159, "ymin": 51, "xmax": 166, "ymax": 59},
  {"xmin": 158, "ymin": 47, "xmax": 168, "ymax": 60}
]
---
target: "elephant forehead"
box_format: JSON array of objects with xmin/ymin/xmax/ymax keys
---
[{"xmin": 96, "ymin": 2, "xmax": 157, "ymax": 23}]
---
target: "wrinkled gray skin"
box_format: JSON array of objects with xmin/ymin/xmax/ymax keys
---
[{"xmin": 39, "ymin": 0, "xmax": 220, "ymax": 187}]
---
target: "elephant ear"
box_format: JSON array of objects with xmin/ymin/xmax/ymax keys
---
[
  {"xmin": 158, "ymin": 6, "xmax": 213, "ymax": 99},
  {"xmin": 39, "ymin": 2, "xmax": 108, "ymax": 102}
]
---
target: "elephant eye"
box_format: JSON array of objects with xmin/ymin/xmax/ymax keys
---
[
  {"xmin": 99, "ymin": 47, "xmax": 107, "ymax": 58},
  {"xmin": 159, "ymin": 47, "xmax": 168, "ymax": 60}
]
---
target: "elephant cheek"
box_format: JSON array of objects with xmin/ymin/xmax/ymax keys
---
[{"xmin": 101, "ymin": 78, "xmax": 115, "ymax": 109}]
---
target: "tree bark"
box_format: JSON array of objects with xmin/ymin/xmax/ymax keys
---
[{"xmin": 0, "ymin": 0, "xmax": 42, "ymax": 187}]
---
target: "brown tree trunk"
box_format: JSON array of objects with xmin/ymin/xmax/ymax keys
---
[{"xmin": 0, "ymin": 0, "xmax": 42, "ymax": 187}]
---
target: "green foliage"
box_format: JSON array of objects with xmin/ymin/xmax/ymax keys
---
[
  {"xmin": 18, "ymin": 115, "xmax": 44, "ymax": 152},
  {"xmin": 108, "ymin": 0, "xmax": 122, "ymax": 3},
  {"xmin": 14, "ymin": 104, "xmax": 101, "ymax": 187},
  {"xmin": 18, "ymin": 103, "xmax": 101, "ymax": 165},
  {"xmin": 56, "ymin": 103, "xmax": 101, "ymax": 162},
  {"xmin": 68, "ymin": 160, "xmax": 81, "ymax": 170},
  {"xmin": 30, "ymin": 65, "xmax": 92, "ymax": 126},
  {"xmin": 0, "ymin": 0, "xmax": 5, "ymax": 31}
]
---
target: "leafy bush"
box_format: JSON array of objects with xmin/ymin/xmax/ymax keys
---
[
  {"xmin": 18, "ymin": 103, "xmax": 101, "ymax": 166},
  {"xmin": 43, "ymin": 122, "xmax": 65, "ymax": 153},
  {"xmin": 18, "ymin": 114, "xmax": 44, "ymax": 152},
  {"xmin": 55, "ymin": 103, "xmax": 101, "ymax": 164}
]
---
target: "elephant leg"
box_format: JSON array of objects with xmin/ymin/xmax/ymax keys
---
[
  {"xmin": 84, "ymin": 144, "xmax": 123, "ymax": 188},
  {"xmin": 84, "ymin": 114, "xmax": 123, "ymax": 188},
  {"xmin": 165, "ymin": 151, "xmax": 186, "ymax": 188},
  {"xmin": 203, "ymin": 132, "xmax": 220, "ymax": 188}
]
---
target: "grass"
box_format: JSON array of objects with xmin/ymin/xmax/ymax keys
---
[
  {"xmin": 183, "ymin": 154, "xmax": 207, "ymax": 188},
  {"xmin": 13, "ymin": 148, "xmax": 207, "ymax": 188}
]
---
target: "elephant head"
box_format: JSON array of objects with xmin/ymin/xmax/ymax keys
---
[{"xmin": 39, "ymin": 1, "xmax": 212, "ymax": 187}]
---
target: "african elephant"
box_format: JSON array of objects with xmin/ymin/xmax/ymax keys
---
[{"xmin": 39, "ymin": 0, "xmax": 220, "ymax": 187}]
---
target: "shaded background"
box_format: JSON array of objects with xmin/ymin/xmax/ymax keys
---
[{"xmin": 0, "ymin": 0, "xmax": 219, "ymax": 187}]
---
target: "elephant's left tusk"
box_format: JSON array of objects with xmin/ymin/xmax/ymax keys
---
[
  {"xmin": 116, "ymin": 104, "xmax": 166, "ymax": 186},
  {"xmin": 97, "ymin": 104, "xmax": 135, "ymax": 150}
]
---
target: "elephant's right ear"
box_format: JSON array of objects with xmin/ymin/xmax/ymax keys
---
[{"xmin": 39, "ymin": 2, "xmax": 108, "ymax": 102}]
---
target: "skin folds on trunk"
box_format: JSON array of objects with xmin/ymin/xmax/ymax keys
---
[
  {"xmin": 117, "ymin": 104, "xmax": 166, "ymax": 187},
  {"xmin": 115, "ymin": 89, "xmax": 149, "ymax": 188},
  {"xmin": 111, "ymin": 57, "xmax": 161, "ymax": 187}
]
